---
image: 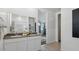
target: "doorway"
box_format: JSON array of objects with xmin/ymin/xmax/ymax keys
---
[
  {"xmin": 56, "ymin": 12, "xmax": 61, "ymax": 43},
  {"xmin": 58, "ymin": 14, "xmax": 61, "ymax": 43},
  {"xmin": 55, "ymin": 12, "xmax": 61, "ymax": 50}
]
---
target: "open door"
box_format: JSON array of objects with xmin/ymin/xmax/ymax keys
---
[{"xmin": 58, "ymin": 14, "xmax": 61, "ymax": 43}]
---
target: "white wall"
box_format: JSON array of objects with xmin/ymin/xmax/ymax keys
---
[{"xmin": 61, "ymin": 8, "xmax": 79, "ymax": 51}]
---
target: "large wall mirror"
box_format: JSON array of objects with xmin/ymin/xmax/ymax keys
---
[
  {"xmin": 29, "ymin": 17, "xmax": 36, "ymax": 33},
  {"xmin": 10, "ymin": 14, "xmax": 29, "ymax": 33},
  {"xmin": 10, "ymin": 13, "xmax": 36, "ymax": 34}
]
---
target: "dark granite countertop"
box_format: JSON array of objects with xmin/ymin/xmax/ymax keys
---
[{"xmin": 3, "ymin": 34, "xmax": 40, "ymax": 40}]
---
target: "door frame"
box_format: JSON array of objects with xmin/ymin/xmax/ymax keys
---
[{"xmin": 56, "ymin": 12, "xmax": 61, "ymax": 42}]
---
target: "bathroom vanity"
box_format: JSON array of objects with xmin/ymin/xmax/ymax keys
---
[
  {"xmin": 0, "ymin": 11, "xmax": 41, "ymax": 51},
  {"xmin": 4, "ymin": 36, "xmax": 41, "ymax": 51}
]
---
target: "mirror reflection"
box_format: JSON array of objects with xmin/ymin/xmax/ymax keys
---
[{"xmin": 10, "ymin": 13, "xmax": 36, "ymax": 34}]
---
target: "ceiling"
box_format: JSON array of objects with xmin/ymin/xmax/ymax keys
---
[
  {"xmin": 38, "ymin": 8, "xmax": 61, "ymax": 13},
  {"xmin": 44, "ymin": 8, "xmax": 61, "ymax": 13},
  {"xmin": 0, "ymin": 8, "xmax": 61, "ymax": 16}
]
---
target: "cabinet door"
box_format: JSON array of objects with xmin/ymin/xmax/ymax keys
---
[
  {"xmin": 28, "ymin": 37, "xmax": 35, "ymax": 51},
  {"xmin": 28, "ymin": 36, "xmax": 41, "ymax": 51},
  {"xmin": 5, "ymin": 42, "xmax": 17, "ymax": 51},
  {"xmin": 16, "ymin": 38, "xmax": 28, "ymax": 51},
  {"xmin": 0, "ymin": 41, "xmax": 3, "ymax": 51},
  {"xmin": 34, "ymin": 37, "xmax": 41, "ymax": 50}
]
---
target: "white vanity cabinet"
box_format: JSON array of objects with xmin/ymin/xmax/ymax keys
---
[
  {"xmin": 4, "ymin": 36, "xmax": 41, "ymax": 51},
  {"xmin": 4, "ymin": 38, "xmax": 28, "ymax": 51},
  {"xmin": 28, "ymin": 36, "xmax": 41, "ymax": 51}
]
